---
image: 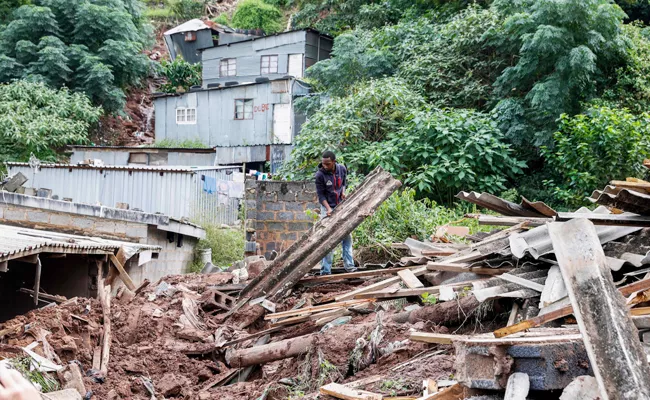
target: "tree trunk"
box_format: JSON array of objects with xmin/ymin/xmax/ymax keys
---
[{"xmin": 225, "ymin": 334, "xmax": 317, "ymax": 368}]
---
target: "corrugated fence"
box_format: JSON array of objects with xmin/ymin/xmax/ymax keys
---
[{"xmin": 7, "ymin": 164, "xmax": 241, "ymax": 226}]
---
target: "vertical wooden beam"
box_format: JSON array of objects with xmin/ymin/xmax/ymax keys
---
[
  {"xmin": 33, "ymin": 256, "xmax": 42, "ymax": 306},
  {"xmin": 548, "ymin": 219, "xmax": 650, "ymax": 400}
]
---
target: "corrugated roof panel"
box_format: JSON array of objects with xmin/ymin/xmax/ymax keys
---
[
  {"xmin": 0, "ymin": 224, "xmax": 160, "ymax": 262},
  {"xmin": 455, "ymin": 191, "xmax": 546, "ymax": 217},
  {"xmin": 5, "ymin": 163, "xmax": 235, "ymax": 173},
  {"xmin": 589, "ymin": 188, "xmax": 650, "ymax": 216}
]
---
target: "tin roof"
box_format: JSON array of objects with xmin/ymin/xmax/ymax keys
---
[
  {"xmin": 589, "ymin": 188, "xmax": 650, "ymax": 216},
  {"xmin": 151, "ymin": 77, "xmax": 300, "ymax": 99},
  {"xmin": 67, "ymin": 145, "xmax": 217, "ymax": 153},
  {"xmin": 0, "ymin": 224, "xmax": 160, "ymax": 262},
  {"xmin": 5, "ymin": 162, "xmax": 235, "ymax": 173},
  {"xmin": 212, "ymin": 28, "xmax": 333, "ymax": 48}
]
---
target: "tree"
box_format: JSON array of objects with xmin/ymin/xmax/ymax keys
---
[
  {"xmin": 158, "ymin": 57, "xmax": 202, "ymax": 93},
  {"xmin": 0, "ymin": 0, "xmax": 150, "ymax": 112},
  {"xmin": 230, "ymin": 0, "xmax": 283, "ymax": 33},
  {"xmin": 0, "ymin": 0, "xmax": 30, "ymax": 23},
  {"xmin": 0, "ymin": 81, "xmax": 102, "ymax": 163},
  {"xmin": 542, "ymin": 107, "xmax": 650, "ymax": 208},
  {"xmin": 488, "ymin": 0, "xmax": 628, "ymax": 149}
]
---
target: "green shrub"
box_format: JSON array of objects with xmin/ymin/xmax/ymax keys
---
[
  {"xmin": 213, "ymin": 12, "xmax": 230, "ymax": 25},
  {"xmin": 230, "ymin": 0, "xmax": 283, "ymax": 33},
  {"xmin": 154, "ymin": 138, "xmax": 209, "ymax": 148},
  {"xmin": 167, "ymin": 0, "xmax": 203, "ymax": 20},
  {"xmin": 195, "ymin": 225, "xmax": 245, "ymax": 269},
  {"xmin": 0, "ymin": 80, "xmax": 102, "ymax": 163},
  {"xmin": 158, "ymin": 57, "xmax": 202, "ymax": 93},
  {"xmin": 542, "ymin": 107, "xmax": 650, "ymax": 208}
]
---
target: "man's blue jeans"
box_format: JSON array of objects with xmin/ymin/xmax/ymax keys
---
[{"xmin": 320, "ymin": 206, "xmax": 356, "ymax": 275}]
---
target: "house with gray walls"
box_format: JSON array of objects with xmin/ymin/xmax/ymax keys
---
[{"xmin": 153, "ymin": 28, "xmax": 333, "ymax": 172}]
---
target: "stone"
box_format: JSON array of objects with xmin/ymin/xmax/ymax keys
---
[
  {"xmin": 157, "ymin": 373, "xmax": 183, "ymax": 397},
  {"xmin": 56, "ymin": 363, "xmax": 86, "ymax": 397},
  {"xmin": 559, "ymin": 376, "xmax": 601, "ymax": 400},
  {"xmin": 504, "ymin": 373, "xmax": 529, "ymax": 400}
]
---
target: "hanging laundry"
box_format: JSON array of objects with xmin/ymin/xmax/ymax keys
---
[{"xmin": 203, "ymin": 175, "xmax": 217, "ymax": 194}]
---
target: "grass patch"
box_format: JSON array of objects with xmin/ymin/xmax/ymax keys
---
[
  {"xmin": 145, "ymin": 6, "xmax": 174, "ymax": 19},
  {"xmin": 154, "ymin": 138, "xmax": 210, "ymax": 148}
]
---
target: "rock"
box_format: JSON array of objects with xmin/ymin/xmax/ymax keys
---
[
  {"xmin": 158, "ymin": 373, "xmax": 183, "ymax": 397},
  {"xmin": 560, "ymin": 376, "xmax": 602, "ymax": 400},
  {"xmin": 246, "ymin": 257, "xmax": 267, "ymax": 279},
  {"xmin": 106, "ymin": 389, "xmax": 119, "ymax": 400},
  {"xmin": 175, "ymin": 328, "xmax": 213, "ymax": 343},
  {"xmin": 56, "ymin": 363, "xmax": 86, "ymax": 397}
]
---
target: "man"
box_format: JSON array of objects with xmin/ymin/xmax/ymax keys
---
[{"xmin": 315, "ymin": 151, "xmax": 356, "ymax": 275}]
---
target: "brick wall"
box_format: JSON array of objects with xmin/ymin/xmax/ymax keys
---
[{"xmin": 245, "ymin": 180, "xmax": 319, "ymax": 259}]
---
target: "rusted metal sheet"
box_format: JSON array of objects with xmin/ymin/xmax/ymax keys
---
[
  {"xmin": 455, "ymin": 192, "xmax": 546, "ymax": 218},
  {"xmin": 520, "ymin": 196, "xmax": 557, "ymax": 217},
  {"xmin": 589, "ymin": 188, "xmax": 650, "ymax": 216},
  {"xmin": 0, "ymin": 224, "xmax": 160, "ymax": 262}
]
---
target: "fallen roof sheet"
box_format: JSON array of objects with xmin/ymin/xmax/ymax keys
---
[
  {"xmin": 509, "ymin": 206, "xmax": 641, "ymax": 259},
  {"xmin": 589, "ymin": 188, "xmax": 650, "ymax": 216},
  {"xmin": 455, "ymin": 192, "xmax": 547, "ymax": 218},
  {"xmin": 520, "ymin": 196, "xmax": 557, "ymax": 217},
  {"xmin": 0, "ymin": 224, "xmax": 160, "ymax": 262}
]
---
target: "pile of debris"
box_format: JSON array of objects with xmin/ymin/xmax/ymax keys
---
[{"xmin": 2, "ymin": 165, "xmax": 650, "ymax": 399}]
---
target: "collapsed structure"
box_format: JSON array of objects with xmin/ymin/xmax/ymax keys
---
[{"xmin": 2, "ymin": 162, "xmax": 650, "ymax": 399}]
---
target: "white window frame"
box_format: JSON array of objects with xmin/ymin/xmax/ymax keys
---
[
  {"xmin": 220, "ymin": 58, "xmax": 236, "ymax": 77},
  {"xmin": 261, "ymin": 55, "xmax": 278, "ymax": 74},
  {"xmin": 176, "ymin": 107, "xmax": 197, "ymax": 125},
  {"xmin": 234, "ymin": 99, "xmax": 253, "ymax": 120}
]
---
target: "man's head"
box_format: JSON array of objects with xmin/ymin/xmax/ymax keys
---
[{"xmin": 321, "ymin": 151, "xmax": 336, "ymax": 172}]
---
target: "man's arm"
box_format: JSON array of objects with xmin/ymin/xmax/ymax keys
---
[
  {"xmin": 315, "ymin": 173, "xmax": 332, "ymax": 215},
  {"xmin": 340, "ymin": 165, "xmax": 348, "ymax": 200}
]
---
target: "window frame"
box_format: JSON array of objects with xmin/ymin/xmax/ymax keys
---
[
  {"xmin": 220, "ymin": 58, "xmax": 237, "ymax": 77},
  {"xmin": 176, "ymin": 107, "xmax": 197, "ymax": 125},
  {"xmin": 234, "ymin": 99, "xmax": 254, "ymax": 120},
  {"xmin": 260, "ymin": 54, "xmax": 279, "ymax": 74}
]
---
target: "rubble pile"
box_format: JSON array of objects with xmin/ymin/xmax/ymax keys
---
[{"xmin": 2, "ymin": 164, "xmax": 650, "ymax": 399}]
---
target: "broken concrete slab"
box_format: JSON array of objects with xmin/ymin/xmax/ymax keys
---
[
  {"xmin": 41, "ymin": 389, "xmax": 82, "ymax": 400},
  {"xmin": 504, "ymin": 373, "xmax": 529, "ymax": 400},
  {"xmin": 559, "ymin": 376, "xmax": 602, "ymax": 400}
]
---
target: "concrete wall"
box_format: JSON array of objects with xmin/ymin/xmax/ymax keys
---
[
  {"xmin": 154, "ymin": 79, "xmax": 309, "ymax": 148},
  {"xmin": 0, "ymin": 203, "xmax": 199, "ymax": 285},
  {"xmin": 244, "ymin": 180, "xmax": 318, "ymax": 259}
]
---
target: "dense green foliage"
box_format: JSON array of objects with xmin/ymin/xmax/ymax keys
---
[
  {"xmin": 168, "ymin": 0, "xmax": 203, "ymax": 20},
  {"xmin": 542, "ymin": 107, "xmax": 650, "ymax": 208},
  {"xmin": 0, "ymin": 0, "xmax": 30, "ymax": 22},
  {"xmin": 229, "ymin": 0, "xmax": 283, "ymax": 33},
  {"xmin": 194, "ymin": 226, "xmax": 245, "ymax": 270},
  {"xmin": 0, "ymin": 0, "xmax": 150, "ymax": 112},
  {"xmin": 158, "ymin": 57, "xmax": 201, "ymax": 93},
  {"xmin": 0, "ymin": 81, "xmax": 102, "ymax": 163}
]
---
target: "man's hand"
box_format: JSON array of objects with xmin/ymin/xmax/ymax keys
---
[
  {"xmin": 341, "ymin": 193, "xmax": 346, "ymax": 201},
  {"xmin": 326, "ymin": 207, "xmax": 333, "ymax": 217},
  {"xmin": 0, "ymin": 368, "xmax": 40, "ymax": 400}
]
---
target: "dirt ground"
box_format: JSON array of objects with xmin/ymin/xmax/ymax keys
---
[{"xmin": 0, "ymin": 270, "xmax": 474, "ymax": 399}]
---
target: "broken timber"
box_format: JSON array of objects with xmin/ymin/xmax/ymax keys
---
[
  {"xmin": 225, "ymin": 333, "xmax": 317, "ymax": 368},
  {"xmin": 549, "ymin": 219, "xmax": 650, "ymax": 400},
  {"xmin": 230, "ymin": 167, "xmax": 401, "ymax": 328}
]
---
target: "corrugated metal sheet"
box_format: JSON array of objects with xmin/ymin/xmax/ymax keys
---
[
  {"xmin": 456, "ymin": 191, "xmax": 547, "ymax": 217},
  {"xmin": 509, "ymin": 206, "xmax": 641, "ymax": 259},
  {"xmin": 5, "ymin": 162, "xmax": 213, "ymax": 173},
  {"xmin": 589, "ymin": 188, "xmax": 650, "ymax": 215},
  {"xmin": 0, "ymin": 224, "xmax": 160, "ymax": 262},
  {"xmin": 68, "ymin": 146, "xmax": 216, "ymax": 153},
  {"xmin": 7, "ymin": 164, "xmax": 240, "ymax": 226}
]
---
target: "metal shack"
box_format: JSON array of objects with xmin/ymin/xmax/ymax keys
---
[
  {"xmin": 6, "ymin": 163, "xmax": 242, "ymax": 226},
  {"xmin": 153, "ymin": 28, "xmax": 333, "ymax": 171},
  {"xmin": 163, "ymin": 19, "xmax": 262, "ymax": 64}
]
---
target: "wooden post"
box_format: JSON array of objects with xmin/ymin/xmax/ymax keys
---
[
  {"xmin": 33, "ymin": 256, "xmax": 42, "ymax": 306},
  {"xmin": 225, "ymin": 333, "xmax": 316, "ymax": 368},
  {"xmin": 548, "ymin": 219, "xmax": 650, "ymax": 400}
]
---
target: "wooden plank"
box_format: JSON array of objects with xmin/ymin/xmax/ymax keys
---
[
  {"xmin": 427, "ymin": 262, "xmax": 511, "ymax": 276},
  {"xmin": 409, "ymin": 332, "xmax": 459, "ymax": 345},
  {"xmin": 507, "ymin": 303, "xmax": 519, "ymax": 326},
  {"xmin": 355, "ymin": 280, "xmax": 480, "ymax": 300},
  {"xmin": 108, "ymin": 254, "xmax": 136, "ymax": 291},
  {"xmin": 269, "ymin": 315, "xmax": 311, "ymax": 328},
  {"xmin": 335, "ymin": 267, "xmax": 425, "ymax": 302},
  {"xmin": 473, "ymin": 215, "xmax": 551, "ymax": 227},
  {"xmin": 415, "ymin": 383, "xmax": 463, "ymax": 400},
  {"xmin": 33, "ymin": 257, "xmax": 41, "ymax": 306},
  {"xmin": 549, "ymin": 219, "xmax": 650, "ymax": 399},
  {"xmin": 299, "ymin": 267, "xmax": 413, "ymax": 284},
  {"xmin": 264, "ymin": 299, "xmax": 372, "ymax": 320},
  {"xmin": 19, "ymin": 288, "xmax": 66, "ymax": 303},
  {"xmin": 556, "ymin": 212, "xmax": 650, "ymax": 227},
  {"xmin": 420, "ymin": 250, "xmax": 457, "ymax": 257},
  {"xmin": 92, "ymin": 347, "xmax": 101, "ymax": 371},
  {"xmin": 630, "ymin": 307, "xmax": 650, "ymax": 316},
  {"xmin": 219, "ymin": 326, "xmax": 286, "ymax": 348},
  {"xmin": 499, "ymin": 273, "xmax": 544, "ymax": 292},
  {"xmin": 319, "ymin": 382, "xmax": 382, "ymax": 400},
  {"xmin": 398, "ymin": 269, "xmax": 424, "ymax": 289},
  {"xmin": 610, "ymin": 180, "xmax": 650, "ymax": 191}
]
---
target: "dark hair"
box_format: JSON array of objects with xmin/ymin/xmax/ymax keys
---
[{"xmin": 322, "ymin": 151, "xmax": 336, "ymax": 161}]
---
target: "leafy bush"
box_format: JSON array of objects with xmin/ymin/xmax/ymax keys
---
[
  {"xmin": 488, "ymin": 0, "xmax": 628, "ymax": 148},
  {"xmin": 230, "ymin": 0, "xmax": 283, "ymax": 33},
  {"xmin": 158, "ymin": 57, "xmax": 202, "ymax": 93},
  {"xmin": 0, "ymin": 80, "xmax": 102, "ymax": 163},
  {"xmin": 353, "ymin": 188, "xmax": 485, "ymax": 251},
  {"xmin": 542, "ymin": 107, "xmax": 650, "ymax": 208},
  {"xmin": 167, "ymin": 0, "xmax": 203, "ymax": 20},
  {"xmin": 213, "ymin": 12, "xmax": 230, "ymax": 25},
  {"xmin": 195, "ymin": 225, "xmax": 245, "ymax": 268},
  {"xmin": 154, "ymin": 138, "xmax": 209, "ymax": 148},
  {"xmin": 0, "ymin": 0, "xmax": 151, "ymax": 112},
  {"xmin": 0, "ymin": 0, "xmax": 30, "ymax": 22}
]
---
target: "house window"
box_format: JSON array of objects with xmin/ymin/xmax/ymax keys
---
[
  {"xmin": 176, "ymin": 108, "xmax": 197, "ymax": 124},
  {"xmin": 220, "ymin": 58, "xmax": 236, "ymax": 77},
  {"xmin": 235, "ymin": 99, "xmax": 253, "ymax": 120},
  {"xmin": 261, "ymin": 55, "xmax": 278, "ymax": 74},
  {"xmin": 185, "ymin": 31, "xmax": 196, "ymax": 42}
]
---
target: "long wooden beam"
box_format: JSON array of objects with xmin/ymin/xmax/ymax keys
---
[
  {"xmin": 108, "ymin": 254, "xmax": 136, "ymax": 291},
  {"xmin": 298, "ymin": 266, "xmax": 416, "ymax": 284},
  {"xmin": 549, "ymin": 219, "xmax": 650, "ymax": 399}
]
